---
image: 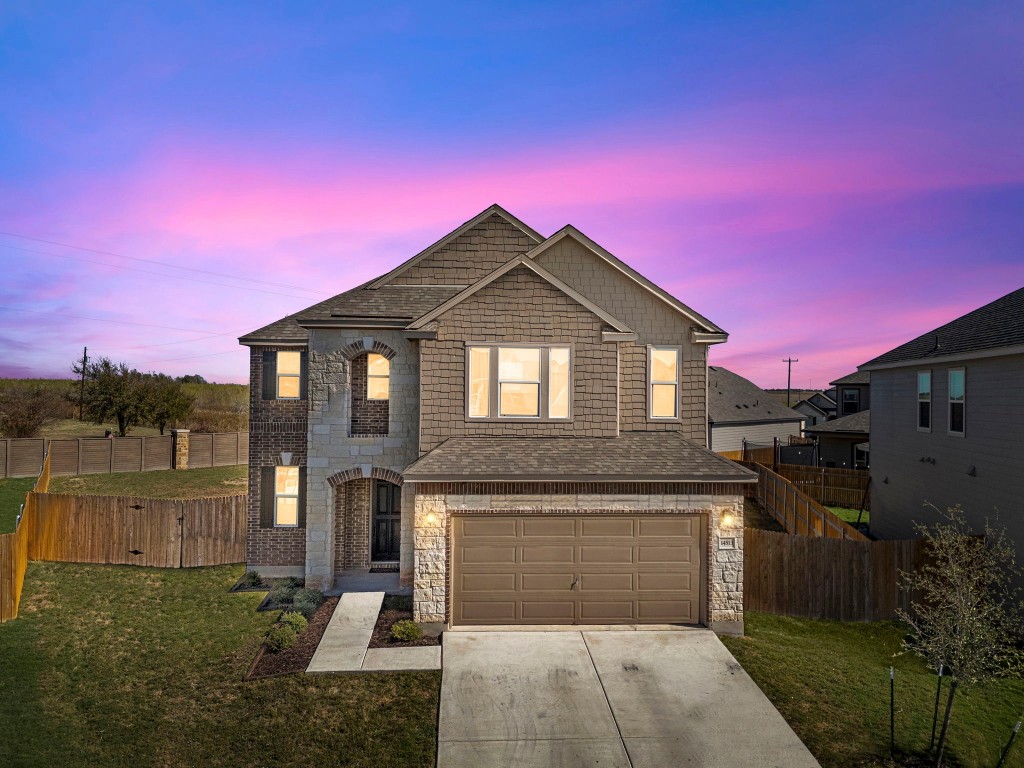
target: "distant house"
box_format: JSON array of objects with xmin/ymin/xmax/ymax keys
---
[
  {"xmin": 707, "ymin": 366, "xmax": 805, "ymax": 452},
  {"xmin": 860, "ymin": 287, "xmax": 1024, "ymax": 558},
  {"xmin": 793, "ymin": 391, "xmax": 836, "ymax": 427},
  {"xmin": 805, "ymin": 410, "xmax": 870, "ymax": 469},
  {"xmin": 831, "ymin": 371, "xmax": 870, "ymax": 417}
]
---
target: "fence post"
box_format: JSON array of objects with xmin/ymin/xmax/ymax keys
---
[
  {"xmin": 773, "ymin": 437, "xmax": 779, "ymax": 472},
  {"xmin": 171, "ymin": 429, "xmax": 190, "ymax": 470}
]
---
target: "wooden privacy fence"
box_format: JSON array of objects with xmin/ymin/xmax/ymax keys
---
[
  {"xmin": 0, "ymin": 449, "xmax": 52, "ymax": 621},
  {"xmin": 745, "ymin": 528, "xmax": 926, "ymax": 621},
  {"xmin": 774, "ymin": 463, "xmax": 870, "ymax": 510},
  {"xmin": 186, "ymin": 432, "xmax": 248, "ymax": 469},
  {"xmin": 740, "ymin": 460, "xmax": 869, "ymax": 542}
]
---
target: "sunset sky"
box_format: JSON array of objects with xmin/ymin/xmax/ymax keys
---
[{"xmin": 1, "ymin": 2, "xmax": 1022, "ymax": 388}]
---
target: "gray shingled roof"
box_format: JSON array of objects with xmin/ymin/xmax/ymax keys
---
[
  {"xmin": 805, "ymin": 409, "xmax": 870, "ymax": 435},
  {"xmin": 708, "ymin": 367, "xmax": 805, "ymax": 424},
  {"xmin": 830, "ymin": 370, "xmax": 870, "ymax": 386},
  {"xmin": 403, "ymin": 433, "xmax": 757, "ymax": 482},
  {"xmin": 860, "ymin": 287, "xmax": 1024, "ymax": 369}
]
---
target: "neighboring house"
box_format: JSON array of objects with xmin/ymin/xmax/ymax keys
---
[
  {"xmin": 793, "ymin": 391, "xmax": 836, "ymax": 428},
  {"xmin": 239, "ymin": 204, "xmax": 756, "ymax": 635},
  {"xmin": 804, "ymin": 410, "xmax": 870, "ymax": 469},
  {"xmin": 831, "ymin": 371, "xmax": 870, "ymax": 417},
  {"xmin": 860, "ymin": 287, "xmax": 1024, "ymax": 559},
  {"xmin": 706, "ymin": 366, "xmax": 805, "ymax": 451}
]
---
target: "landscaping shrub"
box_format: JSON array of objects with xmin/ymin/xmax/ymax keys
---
[
  {"xmin": 264, "ymin": 624, "xmax": 297, "ymax": 653},
  {"xmin": 285, "ymin": 577, "xmax": 303, "ymax": 589},
  {"xmin": 391, "ymin": 620, "xmax": 422, "ymax": 642},
  {"xmin": 243, "ymin": 570, "xmax": 263, "ymax": 588},
  {"xmin": 280, "ymin": 611, "xmax": 308, "ymax": 634},
  {"xmin": 268, "ymin": 585, "xmax": 296, "ymax": 605},
  {"xmin": 291, "ymin": 597, "xmax": 319, "ymax": 618},
  {"xmin": 292, "ymin": 588, "xmax": 324, "ymax": 608}
]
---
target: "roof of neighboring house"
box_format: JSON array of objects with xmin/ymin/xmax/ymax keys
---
[
  {"xmin": 805, "ymin": 409, "xmax": 870, "ymax": 435},
  {"xmin": 793, "ymin": 398, "xmax": 829, "ymax": 417},
  {"xmin": 707, "ymin": 367, "xmax": 805, "ymax": 425},
  {"xmin": 830, "ymin": 371, "xmax": 870, "ymax": 386},
  {"xmin": 860, "ymin": 287, "xmax": 1024, "ymax": 369},
  {"xmin": 809, "ymin": 391, "xmax": 836, "ymax": 407},
  {"xmin": 403, "ymin": 433, "xmax": 758, "ymax": 483}
]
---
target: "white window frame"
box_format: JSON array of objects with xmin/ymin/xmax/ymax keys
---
[
  {"xmin": 276, "ymin": 351, "xmax": 301, "ymax": 400},
  {"xmin": 948, "ymin": 368, "xmax": 965, "ymax": 437},
  {"xmin": 917, "ymin": 370, "xmax": 931, "ymax": 432},
  {"xmin": 464, "ymin": 343, "xmax": 573, "ymax": 422},
  {"xmin": 274, "ymin": 465, "xmax": 300, "ymax": 528},
  {"xmin": 366, "ymin": 353, "xmax": 390, "ymax": 401},
  {"xmin": 648, "ymin": 345, "xmax": 681, "ymax": 421}
]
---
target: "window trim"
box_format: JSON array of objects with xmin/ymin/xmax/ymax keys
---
[
  {"xmin": 948, "ymin": 367, "xmax": 966, "ymax": 437},
  {"xmin": 273, "ymin": 465, "xmax": 300, "ymax": 528},
  {"xmin": 917, "ymin": 370, "xmax": 932, "ymax": 432},
  {"xmin": 464, "ymin": 342, "xmax": 574, "ymax": 422},
  {"xmin": 366, "ymin": 352, "xmax": 391, "ymax": 401},
  {"xmin": 648, "ymin": 345, "xmax": 682, "ymax": 421},
  {"xmin": 276, "ymin": 350, "xmax": 302, "ymax": 400}
]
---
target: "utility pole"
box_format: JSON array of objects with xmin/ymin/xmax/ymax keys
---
[
  {"xmin": 79, "ymin": 346, "xmax": 88, "ymax": 421},
  {"xmin": 782, "ymin": 357, "xmax": 799, "ymax": 406}
]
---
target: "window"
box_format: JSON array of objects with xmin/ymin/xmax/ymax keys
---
[
  {"xmin": 276, "ymin": 351, "xmax": 301, "ymax": 398},
  {"xmin": 841, "ymin": 388, "xmax": 860, "ymax": 415},
  {"xmin": 274, "ymin": 466, "xmax": 300, "ymax": 527},
  {"xmin": 649, "ymin": 346, "xmax": 679, "ymax": 419},
  {"xmin": 367, "ymin": 353, "xmax": 390, "ymax": 400},
  {"xmin": 917, "ymin": 371, "xmax": 931, "ymax": 431},
  {"xmin": 466, "ymin": 345, "xmax": 571, "ymax": 420},
  {"xmin": 948, "ymin": 368, "xmax": 965, "ymax": 435}
]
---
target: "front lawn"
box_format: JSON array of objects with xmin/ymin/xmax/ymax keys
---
[
  {"xmin": 0, "ymin": 562, "xmax": 440, "ymax": 767},
  {"xmin": 722, "ymin": 612, "xmax": 1024, "ymax": 767},
  {"xmin": 49, "ymin": 464, "xmax": 247, "ymax": 498},
  {"xmin": 0, "ymin": 477, "xmax": 36, "ymax": 533}
]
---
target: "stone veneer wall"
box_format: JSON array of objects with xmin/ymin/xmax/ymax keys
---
[
  {"xmin": 247, "ymin": 347, "xmax": 308, "ymax": 575},
  {"xmin": 412, "ymin": 488, "xmax": 744, "ymax": 633},
  {"xmin": 304, "ymin": 329, "xmax": 420, "ymax": 590}
]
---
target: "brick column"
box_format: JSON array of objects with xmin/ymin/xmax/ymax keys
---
[{"xmin": 171, "ymin": 429, "xmax": 190, "ymax": 470}]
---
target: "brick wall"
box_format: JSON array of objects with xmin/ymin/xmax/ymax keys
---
[
  {"xmin": 247, "ymin": 347, "xmax": 308, "ymax": 570},
  {"xmin": 333, "ymin": 478, "xmax": 371, "ymax": 569},
  {"xmin": 349, "ymin": 353, "xmax": 389, "ymax": 436},
  {"xmin": 419, "ymin": 265, "xmax": 619, "ymax": 453}
]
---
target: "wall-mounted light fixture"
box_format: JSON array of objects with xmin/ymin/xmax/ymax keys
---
[
  {"xmin": 425, "ymin": 512, "xmax": 439, "ymax": 525},
  {"xmin": 720, "ymin": 513, "xmax": 735, "ymax": 528}
]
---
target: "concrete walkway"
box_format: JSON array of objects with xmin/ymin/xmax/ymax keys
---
[
  {"xmin": 306, "ymin": 592, "xmax": 441, "ymax": 673},
  {"xmin": 438, "ymin": 630, "xmax": 819, "ymax": 768}
]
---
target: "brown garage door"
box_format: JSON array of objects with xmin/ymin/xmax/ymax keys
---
[{"xmin": 451, "ymin": 513, "xmax": 705, "ymax": 626}]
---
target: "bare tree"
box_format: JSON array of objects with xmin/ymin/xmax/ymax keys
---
[{"xmin": 898, "ymin": 505, "xmax": 1023, "ymax": 766}]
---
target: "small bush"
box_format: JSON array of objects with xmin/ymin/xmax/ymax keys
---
[
  {"xmin": 268, "ymin": 585, "xmax": 296, "ymax": 605},
  {"xmin": 391, "ymin": 620, "xmax": 423, "ymax": 642},
  {"xmin": 280, "ymin": 611, "xmax": 308, "ymax": 634},
  {"xmin": 284, "ymin": 577, "xmax": 303, "ymax": 589},
  {"xmin": 292, "ymin": 588, "xmax": 323, "ymax": 608},
  {"xmin": 265, "ymin": 624, "xmax": 297, "ymax": 653},
  {"xmin": 243, "ymin": 571, "xmax": 263, "ymax": 588},
  {"xmin": 292, "ymin": 597, "xmax": 319, "ymax": 618}
]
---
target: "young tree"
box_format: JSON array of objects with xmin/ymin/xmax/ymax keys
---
[
  {"xmin": 142, "ymin": 374, "xmax": 195, "ymax": 434},
  {"xmin": 72, "ymin": 357, "xmax": 148, "ymax": 436},
  {"xmin": 0, "ymin": 384, "xmax": 67, "ymax": 437},
  {"xmin": 898, "ymin": 505, "xmax": 1023, "ymax": 766}
]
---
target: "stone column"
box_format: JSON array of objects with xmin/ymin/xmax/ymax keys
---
[
  {"xmin": 709, "ymin": 494, "xmax": 745, "ymax": 636},
  {"xmin": 170, "ymin": 429, "xmax": 189, "ymax": 470},
  {"xmin": 413, "ymin": 494, "xmax": 447, "ymax": 623}
]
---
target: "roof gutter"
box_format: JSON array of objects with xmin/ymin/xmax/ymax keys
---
[{"xmin": 859, "ymin": 343, "xmax": 1024, "ymax": 371}]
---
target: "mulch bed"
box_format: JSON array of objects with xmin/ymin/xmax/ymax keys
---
[
  {"xmin": 246, "ymin": 596, "xmax": 340, "ymax": 680},
  {"xmin": 368, "ymin": 596, "xmax": 440, "ymax": 649}
]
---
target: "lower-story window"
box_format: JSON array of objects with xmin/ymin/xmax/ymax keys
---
[{"xmin": 260, "ymin": 465, "xmax": 306, "ymax": 529}]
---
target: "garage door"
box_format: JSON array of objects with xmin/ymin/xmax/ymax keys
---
[{"xmin": 451, "ymin": 514, "xmax": 705, "ymax": 626}]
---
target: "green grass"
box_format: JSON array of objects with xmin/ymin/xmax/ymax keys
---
[
  {"xmin": 0, "ymin": 477, "xmax": 36, "ymax": 533},
  {"xmin": 38, "ymin": 420, "xmax": 163, "ymax": 438},
  {"xmin": 0, "ymin": 562, "xmax": 440, "ymax": 767},
  {"xmin": 48, "ymin": 465, "xmax": 248, "ymax": 499},
  {"xmin": 828, "ymin": 505, "xmax": 870, "ymax": 526},
  {"xmin": 722, "ymin": 612, "xmax": 1024, "ymax": 767}
]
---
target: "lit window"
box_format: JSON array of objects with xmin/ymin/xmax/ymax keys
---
[
  {"xmin": 548, "ymin": 347, "xmax": 570, "ymax": 419},
  {"xmin": 917, "ymin": 371, "xmax": 931, "ymax": 431},
  {"xmin": 499, "ymin": 347, "xmax": 541, "ymax": 417},
  {"xmin": 468, "ymin": 347, "xmax": 491, "ymax": 417},
  {"xmin": 466, "ymin": 346, "xmax": 571, "ymax": 419},
  {"xmin": 277, "ymin": 351, "xmax": 301, "ymax": 399},
  {"xmin": 367, "ymin": 353, "xmax": 390, "ymax": 400},
  {"xmin": 948, "ymin": 369, "xmax": 965, "ymax": 435},
  {"xmin": 274, "ymin": 466, "xmax": 300, "ymax": 527},
  {"xmin": 649, "ymin": 347, "xmax": 679, "ymax": 419}
]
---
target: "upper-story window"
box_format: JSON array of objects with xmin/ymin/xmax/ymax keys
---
[
  {"xmin": 276, "ymin": 351, "xmax": 301, "ymax": 399},
  {"xmin": 649, "ymin": 346, "xmax": 680, "ymax": 420},
  {"xmin": 917, "ymin": 371, "xmax": 931, "ymax": 431},
  {"xmin": 367, "ymin": 353, "xmax": 390, "ymax": 400},
  {"xmin": 841, "ymin": 387, "xmax": 860, "ymax": 416},
  {"xmin": 466, "ymin": 345, "xmax": 571, "ymax": 420},
  {"xmin": 948, "ymin": 368, "xmax": 965, "ymax": 436}
]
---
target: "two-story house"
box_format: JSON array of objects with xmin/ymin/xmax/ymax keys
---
[
  {"xmin": 830, "ymin": 371, "xmax": 870, "ymax": 417},
  {"xmin": 239, "ymin": 205, "xmax": 755, "ymax": 635},
  {"xmin": 860, "ymin": 287, "xmax": 1024, "ymax": 564}
]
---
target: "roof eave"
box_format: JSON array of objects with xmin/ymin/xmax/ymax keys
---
[
  {"xmin": 859, "ymin": 342, "xmax": 1024, "ymax": 371},
  {"xmin": 404, "ymin": 472, "xmax": 757, "ymax": 483}
]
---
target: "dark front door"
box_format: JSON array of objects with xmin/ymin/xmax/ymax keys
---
[{"xmin": 372, "ymin": 480, "xmax": 401, "ymax": 561}]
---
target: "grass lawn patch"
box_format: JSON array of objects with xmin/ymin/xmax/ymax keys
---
[
  {"xmin": 722, "ymin": 612, "xmax": 1024, "ymax": 767},
  {"xmin": 743, "ymin": 497, "xmax": 784, "ymax": 532},
  {"xmin": 48, "ymin": 465, "xmax": 247, "ymax": 498},
  {"xmin": 0, "ymin": 477, "xmax": 36, "ymax": 533},
  {"xmin": 38, "ymin": 420, "xmax": 163, "ymax": 439},
  {"xmin": 828, "ymin": 505, "xmax": 870, "ymax": 526},
  {"xmin": 0, "ymin": 562, "xmax": 440, "ymax": 767}
]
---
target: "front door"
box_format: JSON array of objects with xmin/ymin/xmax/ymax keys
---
[{"xmin": 371, "ymin": 480, "xmax": 401, "ymax": 562}]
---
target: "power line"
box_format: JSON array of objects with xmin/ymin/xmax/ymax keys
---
[
  {"xmin": 4, "ymin": 306, "xmax": 226, "ymax": 335},
  {"xmin": 136, "ymin": 349, "xmax": 241, "ymax": 366},
  {"xmin": 0, "ymin": 230, "xmax": 331, "ymax": 295},
  {"xmin": 90, "ymin": 329, "xmax": 251, "ymax": 352}
]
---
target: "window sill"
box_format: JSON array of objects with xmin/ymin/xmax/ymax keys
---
[{"xmin": 465, "ymin": 417, "xmax": 574, "ymax": 424}]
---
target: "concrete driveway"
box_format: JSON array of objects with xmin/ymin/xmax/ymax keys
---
[{"xmin": 438, "ymin": 629, "xmax": 820, "ymax": 768}]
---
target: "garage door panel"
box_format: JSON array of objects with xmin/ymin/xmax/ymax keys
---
[
  {"xmin": 579, "ymin": 572, "xmax": 634, "ymax": 591},
  {"xmin": 580, "ymin": 601, "xmax": 635, "ymax": 621},
  {"xmin": 580, "ymin": 545, "xmax": 635, "ymax": 564},
  {"xmin": 461, "ymin": 601, "xmax": 518, "ymax": 622},
  {"xmin": 459, "ymin": 572, "xmax": 518, "ymax": 592},
  {"xmin": 581, "ymin": 518, "xmax": 635, "ymax": 537},
  {"xmin": 521, "ymin": 602, "xmax": 576, "ymax": 621},
  {"xmin": 637, "ymin": 571, "xmax": 692, "ymax": 591},
  {"xmin": 461, "ymin": 517, "xmax": 518, "ymax": 538},
  {"xmin": 637, "ymin": 546, "xmax": 692, "ymax": 564},
  {"xmin": 522, "ymin": 545, "xmax": 576, "ymax": 563},
  {"xmin": 522, "ymin": 517, "xmax": 575, "ymax": 537},
  {"xmin": 638, "ymin": 600, "xmax": 694, "ymax": 622},
  {"xmin": 460, "ymin": 545, "xmax": 518, "ymax": 564},
  {"xmin": 639, "ymin": 517, "xmax": 695, "ymax": 538},
  {"xmin": 521, "ymin": 572, "xmax": 575, "ymax": 591}
]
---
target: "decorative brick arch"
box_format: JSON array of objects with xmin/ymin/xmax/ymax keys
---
[
  {"xmin": 327, "ymin": 466, "xmax": 404, "ymax": 487},
  {"xmin": 340, "ymin": 339, "xmax": 397, "ymax": 362}
]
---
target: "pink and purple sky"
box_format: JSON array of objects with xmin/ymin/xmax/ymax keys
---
[{"xmin": 1, "ymin": 2, "xmax": 1022, "ymax": 388}]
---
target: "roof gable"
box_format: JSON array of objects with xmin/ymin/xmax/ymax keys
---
[
  {"xmin": 408, "ymin": 254, "xmax": 634, "ymax": 333},
  {"xmin": 367, "ymin": 204, "xmax": 543, "ymax": 289}
]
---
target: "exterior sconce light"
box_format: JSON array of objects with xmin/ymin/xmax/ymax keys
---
[
  {"xmin": 720, "ymin": 513, "xmax": 735, "ymax": 528},
  {"xmin": 425, "ymin": 512, "xmax": 439, "ymax": 525}
]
